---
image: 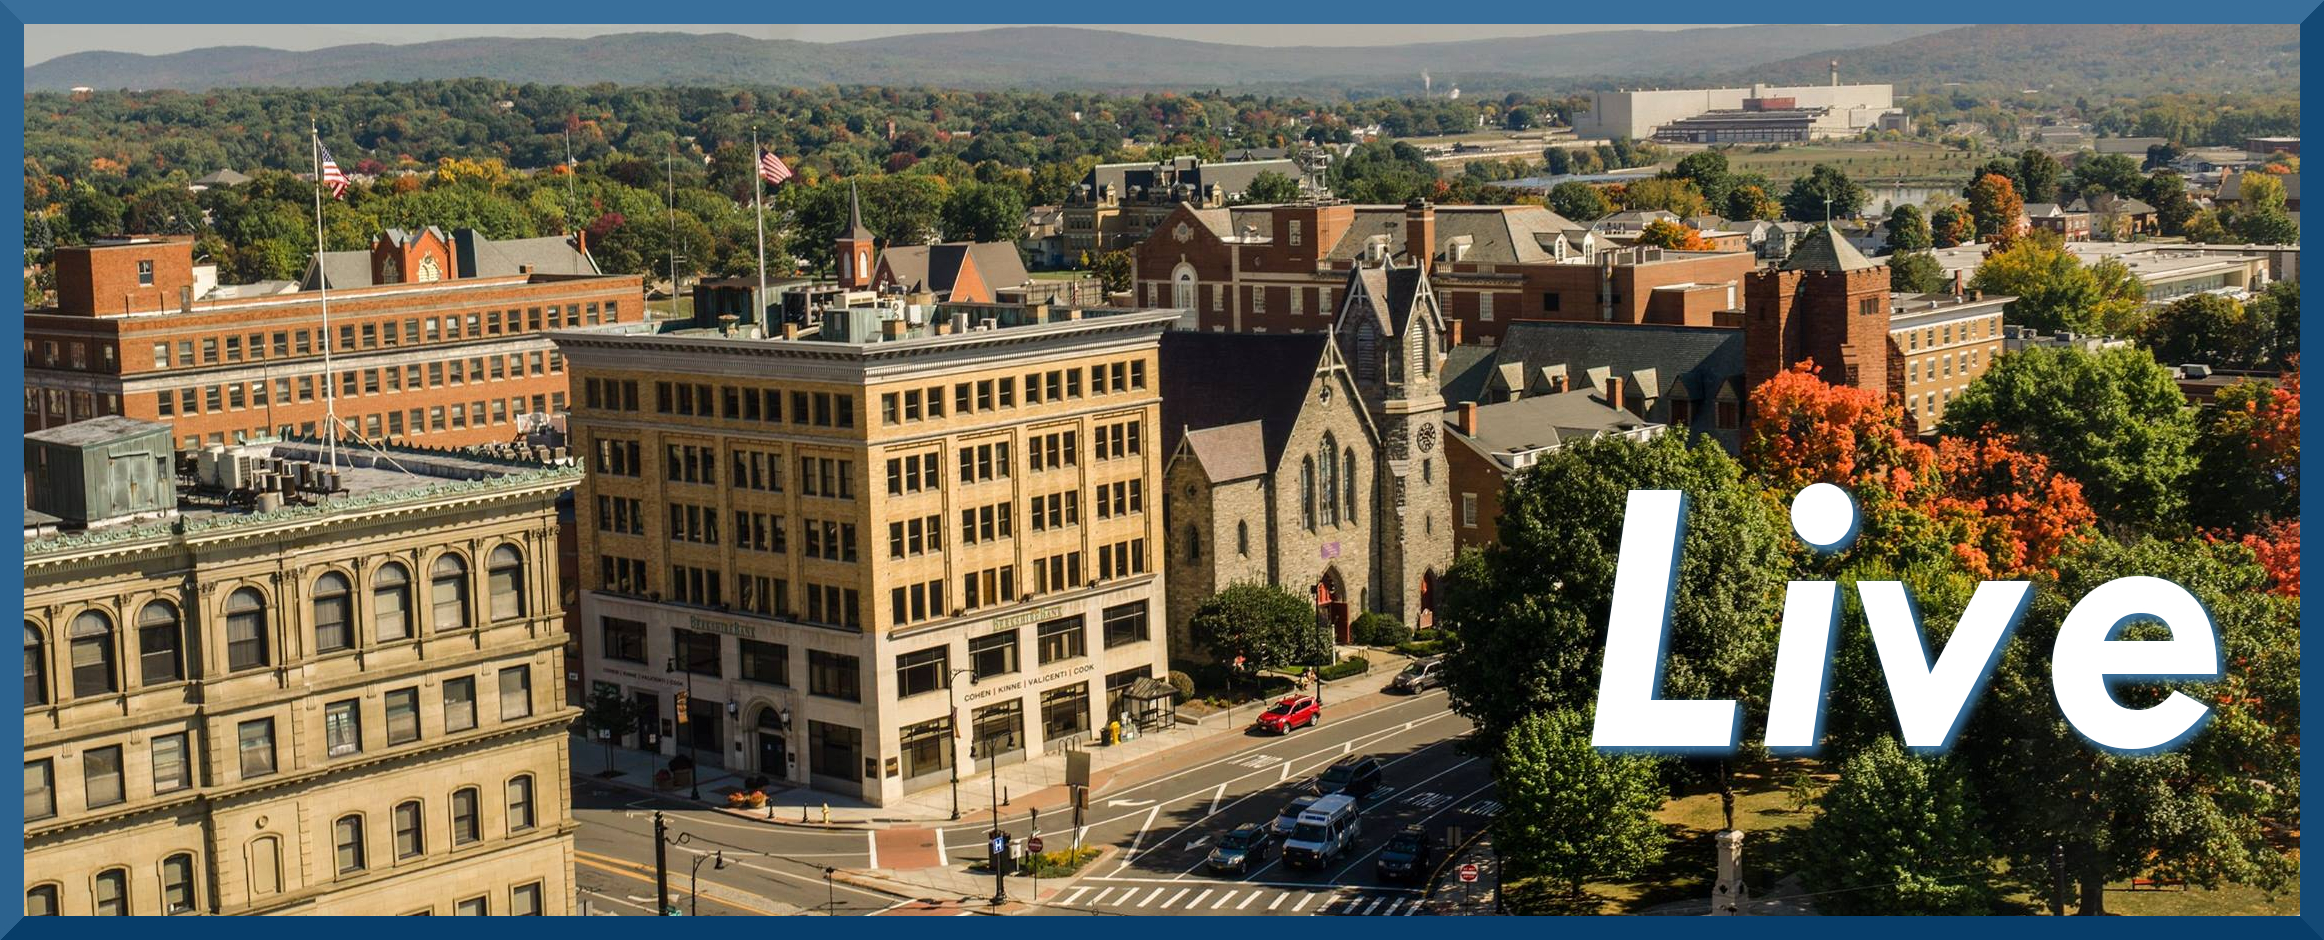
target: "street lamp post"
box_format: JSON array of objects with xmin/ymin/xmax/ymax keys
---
[
  {"xmin": 946, "ymin": 668, "xmax": 976, "ymax": 820},
  {"xmin": 667, "ymin": 650, "xmax": 700, "ymax": 802},
  {"xmin": 653, "ymin": 811, "xmax": 672, "ymax": 916},
  {"xmin": 686, "ymin": 846, "xmax": 726, "ymax": 916},
  {"xmin": 986, "ymin": 720, "xmax": 1008, "ymax": 907}
]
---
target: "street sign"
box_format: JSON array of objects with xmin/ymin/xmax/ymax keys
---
[
  {"xmin": 1459, "ymin": 863, "xmax": 1480, "ymax": 884},
  {"xmin": 1065, "ymin": 749, "xmax": 1092, "ymax": 788},
  {"xmin": 989, "ymin": 835, "xmax": 1007, "ymax": 856},
  {"xmin": 1027, "ymin": 836, "xmax": 1044, "ymax": 853}
]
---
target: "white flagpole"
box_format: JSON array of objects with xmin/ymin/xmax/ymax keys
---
[
  {"xmin": 312, "ymin": 126, "xmax": 337, "ymax": 473},
  {"xmin": 754, "ymin": 129, "xmax": 768, "ymax": 328}
]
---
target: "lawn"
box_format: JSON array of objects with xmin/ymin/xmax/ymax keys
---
[
  {"xmin": 1665, "ymin": 141, "xmax": 1980, "ymax": 186},
  {"xmin": 1029, "ymin": 269, "xmax": 1093, "ymax": 281}
]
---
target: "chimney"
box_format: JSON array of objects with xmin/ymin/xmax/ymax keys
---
[
  {"xmin": 1970, "ymin": 289, "xmax": 1983, "ymax": 302},
  {"xmin": 1449, "ymin": 319, "xmax": 1463, "ymax": 347},
  {"xmin": 574, "ymin": 228, "xmax": 589, "ymax": 257},
  {"xmin": 1551, "ymin": 373, "xmax": 1569, "ymax": 393},
  {"xmin": 519, "ymin": 263, "xmax": 535, "ymax": 276},
  {"xmin": 1457, "ymin": 402, "xmax": 1478, "ymax": 436},
  {"xmin": 1605, "ymin": 375, "xmax": 1626, "ymax": 413},
  {"xmin": 781, "ymin": 323, "xmax": 800, "ymax": 340},
  {"xmin": 1404, "ymin": 199, "xmax": 1437, "ymax": 274},
  {"xmin": 1951, "ymin": 269, "xmax": 1964, "ymax": 298},
  {"xmin": 881, "ymin": 318, "xmax": 907, "ymax": 340}
]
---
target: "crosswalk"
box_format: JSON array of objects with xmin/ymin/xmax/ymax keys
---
[
  {"xmin": 1058, "ymin": 884, "xmax": 1427, "ymax": 915},
  {"xmin": 1458, "ymin": 799, "xmax": 1503, "ymax": 816}
]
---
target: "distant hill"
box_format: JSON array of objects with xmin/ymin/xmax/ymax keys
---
[
  {"xmin": 26, "ymin": 25, "xmax": 1958, "ymax": 93},
  {"xmin": 1733, "ymin": 24, "xmax": 2298, "ymax": 94}
]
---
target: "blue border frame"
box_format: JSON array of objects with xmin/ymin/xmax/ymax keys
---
[{"xmin": 1, "ymin": 6, "xmax": 2318, "ymax": 932}]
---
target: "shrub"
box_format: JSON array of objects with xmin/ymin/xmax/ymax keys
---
[
  {"xmin": 1318, "ymin": 656, "xmax": 1371, "ymax": 682},
  {"xmin": 1351, "ymin": 612, "xmax": 1412, "ymax": 647},
  {"xmin": 1165, "ymin": 670, "xmax": 1196, "ymax": 702},
  {"xmin": 1394, "ymin": 639, "xmax": 1446, "ymax": 658}
]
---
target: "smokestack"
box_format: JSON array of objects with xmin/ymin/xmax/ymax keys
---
[
  {"xmin": 1457, "ymin": 402, "xmax": 1478, "ymax": 436},
  {"xmin": 1831, "ymin": 59, "xmax": 1839, "ymax": 87},
  {"xmin": 1605, "ymin": 376, "xmax": 1626, "ymax": 413}
]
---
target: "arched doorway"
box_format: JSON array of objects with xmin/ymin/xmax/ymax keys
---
[
  {"xmin": 753, "ymin": 706, "xmax": 790, "ymax": 781},
  {"xmin": 1316, "ymin": 568, "xmax": 1352, "ymax": 645},
  {"xmin": 1419, "ymin": 570, "xmax": 1439, "ymax": 630}
]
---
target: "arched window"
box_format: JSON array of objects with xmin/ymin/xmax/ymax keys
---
[
  {"xmin": 487, "ymin": 546, "xmax": 525, "ymax": 622},
  {"xmin": 430, "ymin": 555, "xmax": 471, "ymax": 632},
  {"xmin": 68, "ymin": 611, "xmax": 116, "ymax": 698},
  {"xmin": 25, "ymin": 884, "xmax": 58, "ymax": 916},
  {"xmin": 372, "ymin": 563, "xmax": 412, "ymax": 642},
  {"xmin": 1300, "ymin": 458, "xmax": 1317, "ymax": 531},
  {"xmin": 393, "ymin": 800, "xmax": 425, "ymax": 859},
  {"xmin": 451, "ymin": 787, "xmax": 482, "ymax": 845},
  {"xmin": 136, "ymin": 602, "xmax": 182, "ymax": 685},
  {"xmin": 1343, "ymin": 448, "xmax": 1359, "ymax": 522},
  {"xmin": 93, "ymin": 868, "xmax": 128, "ymax": 915},
  {"xmin": 1183, "ymin": 525, "xmax": 1201, "ymax": 563},
  {"xmin": 1318, "ymin": 435, "xmax": 1339, "ymax": 527},
  {"xmin": 313, "ymin": 572, "xmax": 353, "ymax": 653},
  {"xmin": 160, "ymin": 853, "xmax": 196, "ymax": 914},
  {"xmin": 24, "ymin": 623, "xmax": 47, "ymax": 707},
  {"xmin": 225, "ymin": 589, "xmax": 269, "ymax": 671},
  {"xmin": 1171, "ymin": 263, "xmax": 1197, "ymax": 311},
  {"xmin": 333, "ymin": 814, "xmax": 366, "ymax": 874},
  {"xmin": 506, "ymin": 774, "xmax": 536, "ymax": 832},
  {"xmin": 1236, "ymin": 521, "xmax": 1250, "ymax": 557}
]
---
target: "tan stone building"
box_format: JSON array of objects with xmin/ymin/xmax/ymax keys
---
[
  {"xmin": 556, "ymin": 302, "xmax": 1176, "ymax": 806},
  {"xmin": 24, "ymin": 418, "xmax": 580, "ymax": 916}
]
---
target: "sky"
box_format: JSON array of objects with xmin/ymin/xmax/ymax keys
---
[{"xmin": 24, "ymin": 24, "xmax": 1736, "ymax": 66}]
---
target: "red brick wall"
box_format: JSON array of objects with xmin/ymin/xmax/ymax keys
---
[
  {"xmin": 1446, "ymin": 435, "xmax": 1506, "ymax": 550},
  {"xmin": 54, "ymin": 239, "xmax": 198, "ymax": 317}
]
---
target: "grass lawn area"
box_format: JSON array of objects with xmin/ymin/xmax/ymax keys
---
[
  {"xmin": 1667, "ymin": 141, "xmax": 1980, "ymax": 185},
  {"xmin": 1029, "ymin": 269, "xmax": 1092, "ymax": 280}
]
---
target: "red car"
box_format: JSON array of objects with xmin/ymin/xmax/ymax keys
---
[{"xmin": 1256, "ymin": 695, "xmax": 1320, "ymax": 734}]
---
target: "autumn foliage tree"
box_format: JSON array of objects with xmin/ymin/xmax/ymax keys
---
[
  {"xmin": 1965, "ymin": 173, "xmax": 2024, "ymax": 245},
  {"xmin": 1635, "ymin": 217, "xmax": 1716, "ymax": 251},
  {"xmin": 2191, "ymin": 365, "xmax": 2300, "ymax": 531}
]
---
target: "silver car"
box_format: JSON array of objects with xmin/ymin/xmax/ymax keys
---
[{"xmin": 1390, "ymin": 657, "xmax": 1444, "ymax": 693}]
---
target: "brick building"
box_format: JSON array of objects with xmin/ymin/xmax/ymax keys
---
[
  {"xmin": 1743, "ymin": 226, "xmax": 1892, "ymax": 395},
  {"xmin": 25, "ymin": 235, "xmax": 644, "ymax": 451},
  {"xmin": 1443, "ymin": 386, "xmax": 1665, "ymax": 550},
  {"xmin": 1062, "ymin": 156, "xmax": 1319, "ymax": 255},
  {"xmin": 1889, "ymin": 291, "xmax": 2009, "ymax": 429},
  {"xmin": 1132, "ymin": 200, "xmax": 1755, "ymax": 343}
]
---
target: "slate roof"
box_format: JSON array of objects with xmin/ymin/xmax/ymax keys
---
[
  {"xmin": 1438, "ymin": 343, "xmax": 1500, "ymax": 406},
  {"xmin": 1342, "ymin": 265, "xmax": 1431, "ymax": 339},
  {"xmin": 1322, "ymin": 205, "xmax": 1582, "ymax": 265},
  {"xmin": 1446, "ymin": 387, "xmax": 1658, "ymax": 460},
  {"xmin": 1084, "ymin": 157, "xmax": 1303, "ymax": 203},
  {"xmin": 2069, "ymin": 194, "xmax": 2160, "ymax": 215},
  {"xmin": 1485, "ymin": 320, "xmax": 1746, "ymax": 407},
  {"xmin": 192, "ymin": 168, "xmax": 250, "ymax": 187},
  {"xmin": 1159, "ymin": 331, "xmax": 1332, "ymax": 479},
  {"xmin": 300, "ymin": 250, "xmax": 374, "ymax": 291},
  {"xmin": 454, "ymin": 229, "xmax": 599, "ymax": 279},
  {"xmin": 846, "ymin": 182, "xmax": 874, "ymax": 241},
  {"xmin": 1780, "ymin": 224, "xmax": 1881, "ymax": 273}
]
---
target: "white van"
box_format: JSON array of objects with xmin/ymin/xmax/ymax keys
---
[{"xmin": 1281, "ymin": 792, "xmax": 1361, "ymax": 869}]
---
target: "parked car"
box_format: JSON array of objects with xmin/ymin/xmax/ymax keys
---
[
  {"xmin": 1314, "ymin": 755, "xmax": 1385, "ymax": 798},
  {"xmin": 1375, "ymin": 825, "xmax": 1435, "ymax": 881},
  {"xmin": 1274, "ymin": 795, "xmax": 1320, "ymax": 836},
  {"xmin": 1207, "ymin": 823, "xmax": 1274, "ymax": 874},
  {"xmin": 1390, "ymin": 657, "xmax": 1444, "ymax": 693},
  {"xmin": 1283, "ymin": 793, "xmax": 1363, "ymax": 869},
  {"xmin": 1256, "ymin": 694, "xmax": 1320, "ymax": 734}
]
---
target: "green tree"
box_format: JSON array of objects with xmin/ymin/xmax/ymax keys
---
[
  {"xmin": 2243, "ymin": 279, "xmax": 2300, "ymax": 367},
  {"xmin": 2142, "ymin": 293, "xmax": 2259, "ymax": 368},
  {"xmin": 1617, "ymin": 177, "xmax": 1707, "ymax": 217},
  {"xmin": 2236, "ymin": 208, "xmax": 2299, "ymax": 244},
  {"xmin": 1546, "ymin": 181, "xmax": 1611, "ymax": 222},
  {"xmin": 1800, "ymin": 737, "xmax": 1996, "ymax": 915},
  {"xmin": 579, "ymin": 685, "xmax": 646, "ymax": 777},
  {"xmin": 1883, "ymin": 204, "xmax": 1932, "ymax": 253},
  {"xmin": 2190, "ymin": 373, "xmax": 2299, "ymax": 532},
  {"xmin": 1666, "ymin": 150, "xmax": 1733, "ymax": 210},
  {"xmin": 1089, "ymin": 249, "xmax": 1135, "ymax": 294},
  {"xmin": 1495, "ymin": 708, "xmax": 1666, "ymax": 900},
  {"xmin": 1967, "ymin": 232, "xmax": 2141, "ymax": 335},
  {"xmin": 1436, "ymin": 433, "xmax": 1791, "ymax": 743},
  {"xmin": 1887, "ymin": 249, "xmax": 1947, "ymax": 293},
  {"xmin": 1725, "ymin": 183, "xmax": 1781, "ymax": 223},
  {"xmin": 2069, "ymin": 152, "xmax": 2144, "ymax": 199},
  {"xmin": 1186, "ymin": 581, "xmax": 1330, "ymax": 672},
  {"xmin": 2016, "ymin": 147, "xmax": 2063, "ymax": 204},
  {"xmin": 1929, "ymin": 204, "xmax": 1974, "ymax": 248},
  {"xmin": 2143, "ymin": 171, "xmax": 2199, "ymax": 235},
  {"xmin": 1957, "ymin": 536, "xmax": 2299, "ymax": 915},
  {"xmin": 1241, "ymin": 170, "xmax": 1303, "ymax": 204},
  {"xmin": 1782, "ymin": 164, "xmax": 1867, "ymax": 222},
  {"xmin": 1938, "ymin": 346, "xmax": 2197, "ymax": 529},
  {"xmin": 938, "ymin": 181, "xmax": 1026, "ymax": 243}
]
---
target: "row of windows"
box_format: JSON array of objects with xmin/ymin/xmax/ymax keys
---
[
  {"xmin": 152, "ymin": 353, "xmax": 562, "ymax": 420},
  {"xmin": 24, "ymin": 547, "xmax": 526, "ymax": 706},
  {"xmin": 878, "ymin": 360, "xmax": 1148, "ymax": 427},
  {"xmin": 1905, "ymin": 348, "xmax": 1985, "ymax": 385},
  {"xmin": 888, "ymin": 514, "xmax": 944, "ymax": 559},
  {"xmin": 27, "ymin": 669, "xmax": 526, "ymax": 824},
  {"xmin": 1902, "ymin": 315, "xmax": 2000, "ymax": 352},
  {"xmin": 650, "ymin": 382, "xmax": 857, "ymax": 429},
  {"xmin": 894, "ymin": 603, "xmax": 1150, "ymax": 700}
]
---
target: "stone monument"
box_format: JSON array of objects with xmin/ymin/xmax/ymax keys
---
[{"xmin": 1711, "ymin": 829, "xmax": 1746, "ymax": 916}]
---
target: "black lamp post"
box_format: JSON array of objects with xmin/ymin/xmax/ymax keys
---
[
  {"xmin": 682, "ymin": 840, "xmax": 725, "ymax": 917},
  {"xmin": 667, "ymin": 650, "xmax": 700, "ymax": 802},
  {"xmin": 945, "ymin": 668, "xmax": 976, "ymax": 820},
  {"xmin": 985, "ymin": 717, "xmax": 1007, "ymax": 907}
]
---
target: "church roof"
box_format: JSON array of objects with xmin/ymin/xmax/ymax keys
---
[
  {"xmin": 877, "ymin": 242, "xmax": 1029, "ymax": 299},
  {"xmin": 1179, "ymin": 422, "xmax": 1269, "ymax": 483},
  {"xmin": 1159, "ymin": 331, "xmax": 1334, "ymax": 478},
  {"xmin": 1343, "ymin": 264, "xmax": 1430, "ymax": 339},
  {"xmin": 845, "ymin": 181, "xmax": 874, "ymax": 242},
  {"xmin": 1780, "ymin": 224, "xmax": 1881, "ymax": 272}
]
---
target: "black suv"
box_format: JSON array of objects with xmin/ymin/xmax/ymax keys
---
[
  {"xmin": 1375, "ymin": 825, "xmax": 1434, "ymax": 882},
  {"xmin": 1314, "ymin": 755, "xmax": 1385, "ymax": 798}
]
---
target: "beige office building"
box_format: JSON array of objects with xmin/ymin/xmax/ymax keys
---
[
  {"xmin": 24, "ymin": 418, "xmax": 580, "ymax": 916},
  {"xmin": 557, "ymin": 303, "xmax": 1175, "ymax": 807}
]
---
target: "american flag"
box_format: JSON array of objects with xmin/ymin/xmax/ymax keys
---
[
  {"xmin": 318, "ymin": 142, "xmax": 349, "ymax": 198},
  {"xmin": 758, "ymin": 149, "xmax": 793, "ymax": 186}
]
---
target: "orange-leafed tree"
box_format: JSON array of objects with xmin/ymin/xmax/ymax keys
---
[
  {"xmin": 1636, "ymin": 217, "xmax": 1717, "ymax": 251},
  {"xmin": 2192, "ymin": 363, "xmax": 2300, "ymax": 531},
  {"xmin": 2238, "ymin": 518, "xmax": 2301, "ymax": 597},
  {"xmin": 1932, "ymin": 435, "xmax": 2097, "ymax": 578}
]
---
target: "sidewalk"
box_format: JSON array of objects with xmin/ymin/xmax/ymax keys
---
[
  {"xmin": 1426, "ymin": 828, "xmax": 1500, "ymax": 915},
  {"xmin": 578, "ymin": 646, "xmax": 1419, "ymax": 830}
]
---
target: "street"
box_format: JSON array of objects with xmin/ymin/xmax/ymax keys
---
[{"xmin": 571, "ymin": 684, "xmax": 1484, "ymax": 916}]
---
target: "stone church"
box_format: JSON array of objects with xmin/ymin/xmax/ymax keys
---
[{"xmin": 1160, "ymin": 258, "xmax": 1456, "ymax": 653}]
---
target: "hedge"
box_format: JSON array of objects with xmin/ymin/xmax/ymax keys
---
[{"xmin": 1318, "ymin": 656, "xmax": 1371, "ymax": 682}]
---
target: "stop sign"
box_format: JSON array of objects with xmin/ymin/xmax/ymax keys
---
[
  {"xmin": 1458, "ymin": 863, "xmax": 1479, "ymax": 883},
  {"xmin": 1027, "ymin": 836, "xmax": 1045, "ymax": 853}
]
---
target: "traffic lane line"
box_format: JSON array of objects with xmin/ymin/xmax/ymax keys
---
[
  {"xmin": 659, "ymin": 843, "xmax": 905, "ymax": 907},
  {"xmin": 1119, "ymin": 713, "xmax": 1471, "ymax": 872},
  {"xmin": 932, "ymin": 690, "xmax": 1455, "ymax": 843},
  {"xmin": 1192, "ymin": 736, "xmax": 1474, "ymax": 882},
  {"xmin": 572, "ymin": 851, "xmax": 784, "ymax": 916},
  {"xmin": 1247, "ymin": 753, "xmax": 1492, "ymax": 887},
  {"xmin": 1323, "ymin": 778, "xmax": 1498, "ymax": 886}
]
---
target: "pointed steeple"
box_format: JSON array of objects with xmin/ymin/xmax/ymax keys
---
[{"xmin": 846, "ymin": 181, "xmax": 873, "ymax": 242}]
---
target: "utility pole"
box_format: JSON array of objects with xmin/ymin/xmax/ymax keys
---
[{"xmin": 653, "ymin": 811, "xmax": 671, "ymax": 916}]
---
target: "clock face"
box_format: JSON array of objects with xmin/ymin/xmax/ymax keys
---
[{"xmin": 1417, "ymin": 422, "xmax": 1439, "ymax": 454}]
